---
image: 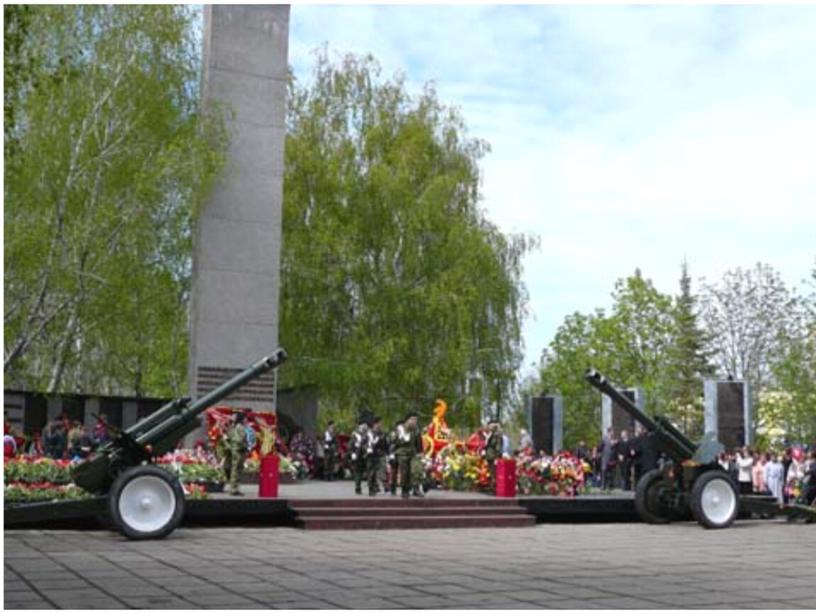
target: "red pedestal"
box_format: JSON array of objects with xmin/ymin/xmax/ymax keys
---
[
  {"xmin": 258, "ymin": 454, "xmax": 279, "ymax": 498},
  {"xmin": 495, "ymin": 458, "xmax": 517, "ymax": 497}
]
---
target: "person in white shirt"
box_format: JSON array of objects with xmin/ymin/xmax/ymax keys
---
[
  {"xmin": 763, "ymin": 453, "xmax": 784, "ymax": 508},
  {"xmin": 736, "ymin": 446, "xmax": 754, "ymax": 495}
]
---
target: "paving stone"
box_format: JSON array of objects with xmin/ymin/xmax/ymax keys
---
[{"xmin": 5, "ymin": 521, "xmax": 816, "ymax": 609}]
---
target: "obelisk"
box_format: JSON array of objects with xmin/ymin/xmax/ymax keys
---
[{"xmin": 188, "ymin": 5, "xmax": 289, "ymax": 434}]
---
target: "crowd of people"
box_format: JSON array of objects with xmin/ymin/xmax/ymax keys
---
[
  {"xmin": 568, "ymin": 426, "xmax": 816, "ymax": 508},
  {"xmin": 717, "ymin": 446, "xmax": 816, "ymax": 507},
  {"xmin": 4, "ymin": 417, "xmax": 111, "ymax": 461},
  {"xmin": 573, "ymin": 426, "xmax": 658, "ymax": 492}
]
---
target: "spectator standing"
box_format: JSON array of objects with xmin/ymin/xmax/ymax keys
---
[
  {"xmin": 736, "ymin": 447, "xmax": 754, "ymax": 495},
  {"xmin": 786, "ymin": 448, "xmax": 807, "ymax": 502},
  {"xmin": 802, "ymin": 451, "xmax": 816, "ymax": 506},
  {"xmin": 782, "ymin": 448, "xmax": 793, "ymax": 503},
  {"xmin": 752, "ymin": 451, "xmax": 766, "ymax": 494},
  {"xmin": 4, "ymin": 429, "xmax": 17, "ymax": 459},
  {"xmin": 764, "ymin": 453, "xmax": 785, "ymax": 508},
  {"xmin": 501, "ymin": 428, "xmax": 512, "ymax": 458},
  {"xmin": 574, "ymin": 440, "xmax": 588, "ymax": 462},
  {"xmin": 519, "ymin": 429, "xmax": 533, "ymax": 452},
  {"xmin": 601, "ymin": 428, "xmax": 617, "ymax": 490},
  {"xmin": 618, "ymin": 429, "xmax": 633, "ymax": 491}
]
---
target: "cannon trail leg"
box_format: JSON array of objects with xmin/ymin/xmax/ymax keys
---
[
  {"xmin": 109, "ymin": 465, "xmax": 185, "ymax": 540},
  {"xmin": 690, "ymin": 471, "xmax": 738, "ymax": 529}
]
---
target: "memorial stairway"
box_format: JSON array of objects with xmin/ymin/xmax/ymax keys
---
[{"xmin": 288, "ymin": 497, "xmax": 537, "ymax": 530}]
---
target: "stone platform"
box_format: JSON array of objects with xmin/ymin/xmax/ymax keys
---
[{"xmin": 4, "ymin": 481, "xmax": 638, "ymax": 531}]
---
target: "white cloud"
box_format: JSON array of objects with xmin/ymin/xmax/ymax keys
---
[{"xmin": 290, "ymin": 5, "xmax": 816, "ymax": 373}]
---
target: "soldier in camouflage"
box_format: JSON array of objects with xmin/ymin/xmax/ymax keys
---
[
  {"xmin": 395, "ymin": 412, "xmax": 424, "ymax": 498},
  {"xmin": 482, "ymin": 420, "xmax": 503, "ymax": 490},
  {"xmin": 223, "ymin": 412, "xmax": 249, "ymax": 496},
  {"xmin": 365, "ymin": 417, "xmax": 388, "ymax": 496}
]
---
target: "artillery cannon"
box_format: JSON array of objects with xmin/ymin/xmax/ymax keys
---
[
  {"xmin": 585, "ymin": 369, "xmax": 739, "ymax": 529},
  {"xmin": 72, "ymin": 348, "xmax": 287, "ymax": 539}
]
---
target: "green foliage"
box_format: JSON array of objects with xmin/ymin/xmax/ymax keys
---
[
  {"xmin": 541, "ymin": 261, "xmax": 815, "ymax": 448},
  {"xmin": 767, "ymin": 262, "xmax": 816, "ymax": 443},
  {"xmin": 666, "ymin": 262, "xmax": 714, "ymax": 438},
  {"xmin": 280, "ymin": 50, "xmax": 532, "ymax": 428},
  {"xmin": 4, "ymin": 5, "xmax": 226, "ymax": 396},
  {"xmin": 540, "ymin": 269, "xmax": 679, "ymax": 447}
]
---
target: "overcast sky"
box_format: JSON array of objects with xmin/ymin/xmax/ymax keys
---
[{"xmin": 288, "ymin": 4, "xmax": 816, "ymax": 375}]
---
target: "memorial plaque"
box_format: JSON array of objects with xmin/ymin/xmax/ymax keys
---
[
  {"xmin": 530, "ymin": 395, "xmax": 563, "ymax": 454},
  {"xmin": 704, "ymin": 380, "xmax": 751, "ymax": 449},
  {"xmin": 602, "ymin": 389, "xmax": 641, "ymax": 436}
]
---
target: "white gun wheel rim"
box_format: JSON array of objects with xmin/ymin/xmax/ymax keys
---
[
  {"xmin": 118, "ymin": 475, "xmax": 177, "ymax": 534},
  {"xmin": 701, "ymin": 478, "xmax": 736, "ymax": 526}
]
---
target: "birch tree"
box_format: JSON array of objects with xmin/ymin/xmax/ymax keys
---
[{"xmin": 4, "ymin": 5, "xmax": 226, "ymax": 395}]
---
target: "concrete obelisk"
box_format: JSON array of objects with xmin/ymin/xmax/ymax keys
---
[{"xmin": 188, "ymin": 5, "xmax": 289, "ymax": 435}]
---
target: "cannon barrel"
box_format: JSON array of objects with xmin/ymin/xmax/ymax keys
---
[
  {"xmin": 72, "ymin": 348, "xmax": 287, "ymax": 494},
  {"xmin": 134, "ymin": 348, "xmax": 287, "ymax": 447},
  {"xmin": 584, "ymin": 369, "xmax": 697, "ymax": 461}
]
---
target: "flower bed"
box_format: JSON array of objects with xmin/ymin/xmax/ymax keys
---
[
  {"xmin": 4, "ymin": 457, "xmax": 74, "ymax": 485},
  {"xmin": 515, "ymin": 451, "xmax": 589, "ymax": 496},
  {"xmin": 4, "ymin": 458, "xmax": 90, "ymax": 505},
  {"xmin": 421, "ymin": 448, "xmax": 589, "ymax": 497}
]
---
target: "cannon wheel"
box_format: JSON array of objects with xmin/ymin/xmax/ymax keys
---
[
  {"xmin": 635, "ymin": 469, "xmax": 674, "ymax": 524},
  {"xmin": 690, "ymin": 471, "xmax": 738, "ymax": 529},
  {"xmin": 108, "ymin": 465, "xmax": 185, "ymax": 540}
]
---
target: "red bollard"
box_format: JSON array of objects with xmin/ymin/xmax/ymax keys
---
[
  {"xmin": 495, "ymin": 458, "xmax": 517, "ymax": 497},
  {"xmin": 258, "ymin": 454, "xmax": 279, "ymax": 498}
]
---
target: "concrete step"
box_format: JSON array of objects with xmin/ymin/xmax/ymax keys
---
[
  {"xmin": 296, "ymin": 514, "xmax": 537, "ymax": 530},
  {"xmin": 293, "ymin": 505, "xmax": 530, "ymax": 518},
  {"xmin": 287, "ymin": 497, "xmax": 519, "ymax": 509}
]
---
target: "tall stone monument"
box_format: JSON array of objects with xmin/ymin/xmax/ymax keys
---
[
  {"xmin": 601, "ymin": 388, "xmax": 643, "ymax": 436},
  {"xmin": 188, "ymin": 6, "xmax": 289, "ymax": 424},
  {"xmin": 530, "ymin": 395, "xmax": 563, "ymax": 454},
  {"xmin": 704, "ymin": 379, "xmax": 752, "ymax": 449}
]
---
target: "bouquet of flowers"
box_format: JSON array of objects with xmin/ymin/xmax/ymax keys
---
[
  {"xmin": 439, "ymin": 449, "xmax": 490, "ymax": 491},
  {"xmin": 516, "ymin": 450, "xmax": 586, "ymax": 497},
  {"xmin": 181, "ymin": 482, "xmax": 209, "ymax": 499}
]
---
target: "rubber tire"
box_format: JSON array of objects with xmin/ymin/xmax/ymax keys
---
[
  {"xmin": 690, "ymin": 471, "xmax": 739, "ymax": 529},
  {"xmin": 635, "ymin": 469, "xmax": 672, "ymax": 524},
  {"xmin": 108, "ymin": 465, "xmax": 185, "ymax": 540}
]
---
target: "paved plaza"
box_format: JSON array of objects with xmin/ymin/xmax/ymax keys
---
[{"xmin": 4, "ymin": 520, "xmax": 815, "ymax": 609}]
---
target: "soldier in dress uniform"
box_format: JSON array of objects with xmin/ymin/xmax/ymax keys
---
[
  {"xmin": 365, "ymin": 417, "xmax": 388, "ymax": 496},
  {"xmin": 349, "ymin": 418, "xmax": 369, "ymax": 495},
  {"xmin": 387, "ymin": 418, "xmax": 403, "ymax": 495},
  {"xmin": 223, "ymin": 411, "xmax": 249, "ymax": 496},
  {"xmin": 322, "ymin": 421, "xmax": 338, "ymax": 481},
  {"xmin": 395, "ymin": 412, "xmax": 423, "ymax": 498}
]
